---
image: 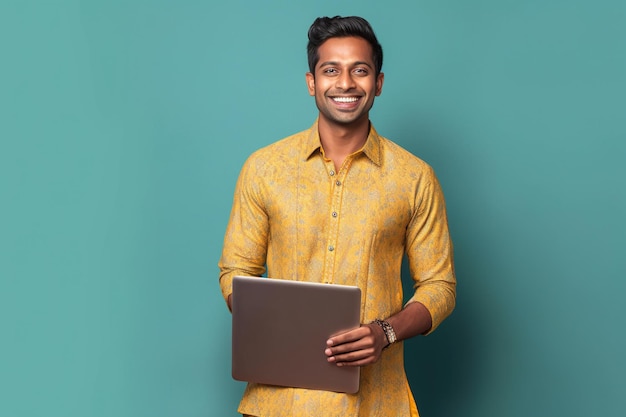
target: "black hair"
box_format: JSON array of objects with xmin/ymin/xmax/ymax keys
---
[{"xmin": 307, "ymin": 16, "xmax": 383, "ymax": 76}]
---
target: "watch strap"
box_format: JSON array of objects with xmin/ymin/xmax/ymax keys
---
[{"xmin": 373, "ymin": 319, "xmax": 397, "ymax": 348}]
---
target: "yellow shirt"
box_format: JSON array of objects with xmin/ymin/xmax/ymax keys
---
[{"xmin": 219, "ymin": 121, "xmax": 456, "ymax": 417}]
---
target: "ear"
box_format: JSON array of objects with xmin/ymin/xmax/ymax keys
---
[
  {"xmin": 306, "ymin": 72, "xmax": 315, "ymax": 96},
  {"xmin": 375, "ymin": 72, "xmax": 384, "ymax": 96}
]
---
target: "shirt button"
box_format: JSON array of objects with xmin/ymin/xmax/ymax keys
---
[
  {"xmin": 332, "ymin": 211, "xmax": 337, "ymax": 218},
  {"xmin": 335, "ymin": 180, "xmax": 341, "ymax": 186},
  {"xmin": 328, "ymin": 245, "xmax": 335, "ymax": 251},
  {"xmin": 329, "ymin": 170, "xmax": 335, "ymax": 176}
]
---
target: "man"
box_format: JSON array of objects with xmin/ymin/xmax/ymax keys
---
[{"xmin": 219, "ymin": 16, "xmax": 456, "ymax": 417}]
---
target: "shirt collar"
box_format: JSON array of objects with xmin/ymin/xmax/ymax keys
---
[{"xmin": 303, "ymin": 120, "xmax": 382, "ymax": 167}]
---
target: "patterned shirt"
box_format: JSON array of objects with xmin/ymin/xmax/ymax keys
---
[{"xmin": 219, "ymin": 121, "xmax": 456, "ymax": 416}]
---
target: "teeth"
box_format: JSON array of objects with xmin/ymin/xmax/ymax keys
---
[{"xmin": 332, "ymin": 97, "xmax": 359, "ymax": 103}]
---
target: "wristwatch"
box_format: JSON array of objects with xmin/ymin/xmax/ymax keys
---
[{"xmin": 373, "ymin": 319, "xmax": 397, "ymax": 348}]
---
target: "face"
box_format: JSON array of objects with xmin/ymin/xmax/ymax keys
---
[{"xmin": 306, "ymin": 36, "xmax": 384, "ymax": 127}]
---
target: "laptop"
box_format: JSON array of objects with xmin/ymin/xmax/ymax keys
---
[{"xmin": 231, "ymin": 275, "xmax": 361, "ymax": 393}]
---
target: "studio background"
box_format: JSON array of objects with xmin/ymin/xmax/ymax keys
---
[{"xmin": 1, "ymin": 1, "xmax": 624, "ymax": 416}]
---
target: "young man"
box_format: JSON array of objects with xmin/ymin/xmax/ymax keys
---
[{"xmin": 219, "ymin": 16, "xmax": 456, "ymax": 417}]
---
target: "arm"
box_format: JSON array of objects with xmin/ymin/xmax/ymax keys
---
[
  {"xmin": 326, "ymin": 169, "xmax": 456, "ymax": 366},
  {"xmin": 325, "ymin": 301, "xmax": 431, "ymax": 366},
  {"xmin": 218, "ymin": 156, "xmax": 269, "ymax": 311}
]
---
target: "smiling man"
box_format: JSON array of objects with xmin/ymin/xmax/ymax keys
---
[{"xmin": 219, "ymin": 16, "xmax": 456, "ymax": 417}]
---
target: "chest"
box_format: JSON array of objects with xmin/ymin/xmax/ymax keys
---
[{"xmin": 262, "ymin": 157, "xmax": 415, "ymax": 240}]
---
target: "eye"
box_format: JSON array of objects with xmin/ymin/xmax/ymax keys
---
[
  {"xmin": 323, "ymin": 68, "xmax": 339, "ymax": 75},
  {"xmin": 353, "ymin": 68, "xmax": 368, "ymax": 76}
]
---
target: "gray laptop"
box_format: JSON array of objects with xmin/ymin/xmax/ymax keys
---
[{"xmin": 231, "ymin": 275, "xmax": 361, "ymax": 393}]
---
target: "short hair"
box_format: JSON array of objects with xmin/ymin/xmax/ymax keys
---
[{"xmin": 307, "ymin": 16, "xmax": 383, "ymax": 76}]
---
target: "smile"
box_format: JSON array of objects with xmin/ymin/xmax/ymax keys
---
[{"xmin": 331, "ymin": 97, "xmax": 360, "ymax": 103}]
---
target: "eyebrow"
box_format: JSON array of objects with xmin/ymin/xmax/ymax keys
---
[{"xmin": 318, "ymin": 60, "xmax": 373, "ymax": 69}]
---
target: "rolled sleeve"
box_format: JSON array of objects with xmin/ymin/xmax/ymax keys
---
[{"xmin": 405, "ymin": 169, "xmax": 456, "ymax": 334}]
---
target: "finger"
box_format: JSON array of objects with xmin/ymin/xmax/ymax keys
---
[
  {"xmin": 336, "ymin": 357, "xmax": 377, "ymax": 367},
  {"xmin": 325, "ymin": 343, "xmax": 366, "ymax": 360},
  {"xmin": 331, "ymin": 348, "xmax": 380, "ymax": 367},
  {"xmin": 326, "ymin": 339, "xmax": 378, "ymax": 362},
  {"xmin": 327, "ymin": 326, "xmax": 372, "ymax": 347},
  {"xmin": 326, "ymin": 336, "xmax": 374, "ymax": 357}
]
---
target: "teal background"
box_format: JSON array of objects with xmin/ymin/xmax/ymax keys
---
[{"xmin": 1, "ymin": 0, "xmax": 624, "ymax": 416}]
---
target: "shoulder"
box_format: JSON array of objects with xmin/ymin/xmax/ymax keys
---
[{"xmin": 378, "ymin": 135, "xmax": 436, "ymax": 181}]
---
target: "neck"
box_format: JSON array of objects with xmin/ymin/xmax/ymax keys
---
[{"xmin": 317, "ymin": 116, "xmax": 370, "ymax": 170}]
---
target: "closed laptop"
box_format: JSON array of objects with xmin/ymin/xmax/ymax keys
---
[{"xmin": 231, "ymin": 275, "xmax": 361, "ymax": 393}]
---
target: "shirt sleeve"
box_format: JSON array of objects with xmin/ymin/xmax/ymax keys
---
[
  {"xmin": 218, "ymin": 155, "xmax": 269, "ymax": 306},
  {"xmin": 404, "ymin": 167, "xmax": 457, "ymax": 334}
]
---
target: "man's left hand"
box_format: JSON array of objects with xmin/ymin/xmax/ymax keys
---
[{"xmin": 324, "ymin": 323, "xmax": 388, "ymax": 366}]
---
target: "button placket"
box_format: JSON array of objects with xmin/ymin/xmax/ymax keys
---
[{"xmin": 322, "ymin": 159, "xmax": 351, "ymax": 284}]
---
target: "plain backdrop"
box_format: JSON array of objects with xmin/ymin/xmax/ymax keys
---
[{"xmin": 1, "ymin": 1, "xmax": 625, "ymax": 416}]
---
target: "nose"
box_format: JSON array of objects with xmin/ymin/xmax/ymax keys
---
[{"xmin": 336, "ymin": 71, "xmax": 356, "ymax": 90}]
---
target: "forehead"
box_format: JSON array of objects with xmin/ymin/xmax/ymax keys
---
[{"xmin": 316, "ymin": 36, "xmax": 374, "ymax": 67}]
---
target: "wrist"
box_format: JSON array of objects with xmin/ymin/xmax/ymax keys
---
[{"xmin": 372, "ymin": 319, "xmax": 397, "ymax": 349}]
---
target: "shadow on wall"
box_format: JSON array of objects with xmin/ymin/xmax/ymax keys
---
[
  {"xmin": 402, "ymin": 250, "xmax": 479, "ymax": 417},
  {"xmin": 396, "ymin": 119, "xmax": 484, "ymax": 417}
]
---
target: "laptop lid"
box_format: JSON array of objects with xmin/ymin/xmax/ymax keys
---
[{"xmin": 231, "ymin": 275, "xmax": 361, "ymax": 393}]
